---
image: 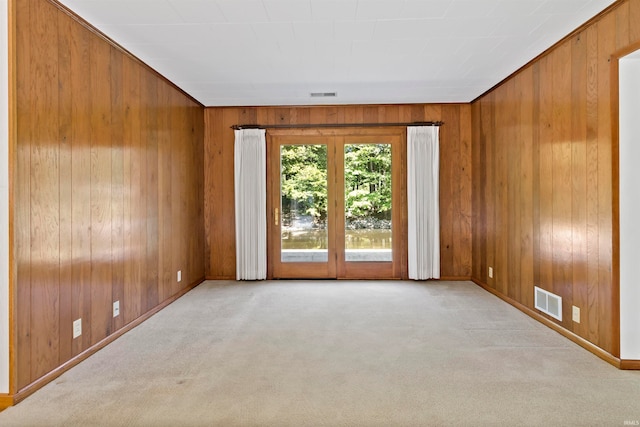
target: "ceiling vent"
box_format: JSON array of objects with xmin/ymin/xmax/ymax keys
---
[
  {"xmin": 534, "ymin": 286, "xmax": 562, "ymax": 321},
  {"xmin": 310, "ymin": 92, "xmax": 337, "ymax": 98}
]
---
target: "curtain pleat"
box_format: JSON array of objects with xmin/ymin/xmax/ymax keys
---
[
  {"xmin": 407, "ymin": 126, "xmax": 440, "ymax": 280},
  {"xmin": 234, "ymin": 129, "xmax": 267, "ymax": 280}
]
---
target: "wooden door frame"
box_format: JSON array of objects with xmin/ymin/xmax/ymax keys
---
[
  {"xmin": 266, "ymin": 127, "xmax": 407, "ymax": 280},
  {"xmin": 268, "ymin": 134, "xmax": 337, "ymax": 279},
  {"xmin": 611, "ymin": 41, "xmax": 640, "ymax": 365}
]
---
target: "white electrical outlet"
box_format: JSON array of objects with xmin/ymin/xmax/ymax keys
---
[
  {"xmin": 572, "ymin": 305, "xmax": 581, "ymax": 323},
  {"xmin": 177, "ymin": 270, "xmax": 182, "ymax": 282},
  {"xmin": 113, "ymin": 300, "xmax": 120, "ymax": 318},
  {"xmin": 488, "ymin": 267, "xmax": 493, "ymax": 279},
  {"xmin": 73, "ymin": 319, "xmax": 82, "ymax": 339}
]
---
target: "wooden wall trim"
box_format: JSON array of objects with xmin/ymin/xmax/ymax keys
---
[
  {"xmin": 7, "ymin": 0, "xmax": 17, "ymax": 397},
  {"xmin": 620, "ymin": 360, "xmax": 640, "ymax": 370},
  {"xmin": 46, "ymin": 0, "xmax": 203, "ymax": 108},
  {"xmin": 0, "ymin": 395, "xmax": 14, "ymax": 411},
  {"xmin": 209, "ymin": 103, "xmax": 466, "ymax": 110},
  {"xmin": 472, "ymin": 0, "xmax": 624, "ymax": 103},
  {"xmin": 610, "ymin": 43, "xmax": 621, "ymax": 358},
  {"xmin": 206, "ymin": 277, "xmax": 472, "ymax": 282},
  {"xmin": 438, "ymin": 276, "xmax": 472, "ymax": 281},
  {"xmin": 471, "ymin": 279, "xmax": 624, "ymax": 369},
  {"xmin": 11, "ymin": 277, "xmax": 204, "ymax": 406},
  {"xmin": 610, "ymin": 40, "xmax": 640, "ymax": 60},
  {"xmin": 612, "ymin": 40, "xmax": 640, "ymax": 361}
]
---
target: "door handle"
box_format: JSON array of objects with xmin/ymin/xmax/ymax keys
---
[{"xmin": 275, "ymin": 208, "xmax": 279, "ymax": 226}]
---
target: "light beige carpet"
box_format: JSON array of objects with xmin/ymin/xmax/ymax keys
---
[{"xmin": 1, "ymin": 280, "xmax": 639, "ymax": 426}]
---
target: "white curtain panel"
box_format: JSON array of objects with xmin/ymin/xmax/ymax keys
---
[
  {"xmin": 407, "ymin": 126, "xmax": 440, "ymax": 280},
  {"xmin": 234, "ymin": 129, "xmax": 267, "ymax": 280}
]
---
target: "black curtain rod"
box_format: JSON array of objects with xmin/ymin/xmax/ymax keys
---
[{"xmin": 230, "ymin": 121, "xmax": 444, "ymax": 130}]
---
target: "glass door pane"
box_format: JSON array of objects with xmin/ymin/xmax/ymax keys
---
[
  {"xmin": 343, "ymin": 144, "xmax": 392, "ymax": 262},
  {"xmin": 280, "ymin": 144, "xmax": 328, "ymax": 263}
]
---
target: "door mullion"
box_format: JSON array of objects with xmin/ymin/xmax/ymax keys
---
[{"xmin": 335, "ymin": 137, "xmax": 346, "ymax": 277}]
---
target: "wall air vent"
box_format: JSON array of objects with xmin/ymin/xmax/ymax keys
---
[
  {"xmin": 310, "ymin": 92, "xmax": 337, "ymax": 98},
  {"xmin": 534, "ymin": 286, "xmax": 562, "ymax": 321}
]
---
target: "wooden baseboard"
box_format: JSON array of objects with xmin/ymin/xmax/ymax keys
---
[
  {"xmin": 206, "ymin": 276, "xmax": 472, "ymax": 281},
  {"xmin": 206, "ymin": 275, "xmax": 236, "ymax": 280},
  {"xmin": 620, "ymin": 360, "xmax": 640, "ymax": 370},
  {"xmin": 12, "ymin": 277, "xmax": 205, "ymax": 406},
  {"xmin": 438, "ymin": 276, "xmax": 472, "ymax": 281},
  {"xmin": 0, "ymin": 395, "xmax": 15, "ymax": 411},
  {"xmin": 470, "ymin": 278, "xmax": 627, "ymax": 370}
]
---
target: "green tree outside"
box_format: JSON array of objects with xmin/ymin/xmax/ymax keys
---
[
  {"xmin": 344, "ymin": 144, "xmax": 391, "ymax": 222},
  {"xmin": 280, "ymin": 144, "xmax": 391, "ymax": 228}
]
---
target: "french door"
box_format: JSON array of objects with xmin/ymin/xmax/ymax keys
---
[{"xmin": 267, "ymin": 128, "xmax": 406, "ymax": 279}]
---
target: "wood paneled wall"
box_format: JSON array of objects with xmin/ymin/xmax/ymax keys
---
[
  {"xmin": 471, "ymin": 0, "xmax": 639, "ymax": 356},
  {"xmin": 13, "ymin": 0, "xmax": 205, "ymax": 391},
  {"xmin": 205, "ymin": 104, "xmax": 472, "ymax": 280}
]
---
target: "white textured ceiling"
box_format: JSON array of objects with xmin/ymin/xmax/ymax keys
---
[{"xmin": 57, "ymin": 0, "xmax": 616, "ymax": 106}]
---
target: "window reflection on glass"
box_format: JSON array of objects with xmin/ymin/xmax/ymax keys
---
[
  {"xmin": 344, "ymin": 144, "xmax": 392, "ymax": 262},
  {"xmin": 280, "ymin": 144, "xmax": 328, "ymax": 263}
]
